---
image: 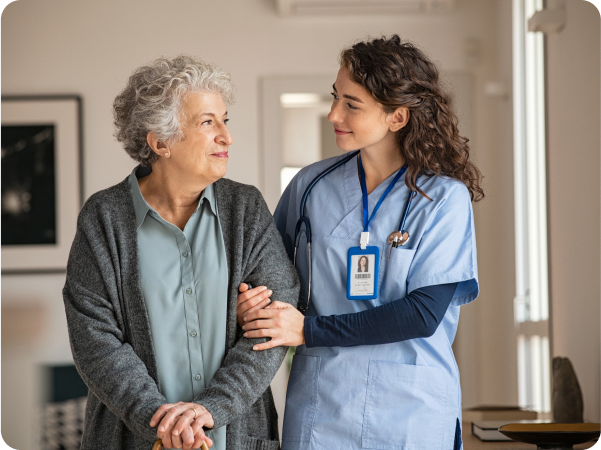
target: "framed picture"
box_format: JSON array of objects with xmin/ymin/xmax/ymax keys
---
[{"xmin": 1, "ymin": 96, "xmax": 83, "ymax": 274}]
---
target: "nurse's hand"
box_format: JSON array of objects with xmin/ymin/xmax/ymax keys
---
[
  {"xmin": 242, "ymin": 301, "xmax": 305, "ymax": 350},
  {"xmin": 237, "ymin": 283, "xmax": 273, "ymax": 327}
]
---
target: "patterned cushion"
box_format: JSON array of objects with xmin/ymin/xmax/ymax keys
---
[{"xmin": 43, "ymin": 396, "xmax": 86, "ymax": 450}]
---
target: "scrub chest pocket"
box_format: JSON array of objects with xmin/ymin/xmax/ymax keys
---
[{"xmin": 362, "ymin": 360, "xmax": 447, "ymax": 449}]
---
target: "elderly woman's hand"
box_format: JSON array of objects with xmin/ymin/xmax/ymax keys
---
[
  {"xmin": 242, "ymin": 301, "xmax": 305, "ymax": 350},
  {"xmin": 151, "ymin": 402, "xmax": 214, "ymax": 449},
  {"xmin": 236, "ymin": 283, "xmax": 272, "ymax": 327}
]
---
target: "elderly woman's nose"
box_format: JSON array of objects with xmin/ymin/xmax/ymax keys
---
[{"xmin": 217, "ymin": 123, "xmax": 233, "ymax": 145}]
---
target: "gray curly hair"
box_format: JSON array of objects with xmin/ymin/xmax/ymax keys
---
[{"xmin": 113, "ymin": 55, "xmax": 235, "ymax": 166}]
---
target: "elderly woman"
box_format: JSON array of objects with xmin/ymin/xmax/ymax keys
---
[{"xmin": 63, "ymin": 56, "xmax": 298, "ymax": 450}]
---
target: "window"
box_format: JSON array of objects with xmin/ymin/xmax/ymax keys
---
[{"xmin": 512, "ymin": 0, "xmax": 551, "ymax": 413}]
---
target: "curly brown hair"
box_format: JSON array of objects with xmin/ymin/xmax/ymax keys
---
[{"xmin": 340, "ymin": 35, "xmax": 484, "ymax": 201}]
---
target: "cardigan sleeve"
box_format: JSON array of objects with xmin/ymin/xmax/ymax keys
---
[
  {"xmin": 62, "ymin": 207, "xmax": 165, "ymax": 443},
  {"xmin": 194, "ymin": 183, "xmax": 300, "ymax": 428}
]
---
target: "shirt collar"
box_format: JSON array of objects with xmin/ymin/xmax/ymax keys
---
[{"xmin": 128, "ymin": 166, "xmax": 218, "ymax": 230}]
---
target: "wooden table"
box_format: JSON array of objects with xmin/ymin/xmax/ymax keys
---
[{"xmin": 462, "ymin": 423, "xmax": 597, "ymax": 449}]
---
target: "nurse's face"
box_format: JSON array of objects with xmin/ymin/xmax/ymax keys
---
[{"xmin": 328, "ymin": 67, "xmax": 407, "ymax": 153}]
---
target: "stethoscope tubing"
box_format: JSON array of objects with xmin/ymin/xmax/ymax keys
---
[
  {"xmin": 296, "ymin": 150, "xmax": 360, "ymax": 246},
  {"xmin": 293, "ymin": 150, "xmax": 415, "ymax": 311}
]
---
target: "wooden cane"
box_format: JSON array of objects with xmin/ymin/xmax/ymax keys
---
[{"xmin": 153, "ymin": 439, "xmax": 209, "ymax": 450}]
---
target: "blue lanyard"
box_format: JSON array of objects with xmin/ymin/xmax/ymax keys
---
[{"xmin": 358, "ymin": 155, "xmax": 407, "ymax": 233}]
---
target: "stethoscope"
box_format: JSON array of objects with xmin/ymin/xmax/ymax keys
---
[{"xmin": 293, "ymin": 150, "xmax": 417, "ymax": 311}]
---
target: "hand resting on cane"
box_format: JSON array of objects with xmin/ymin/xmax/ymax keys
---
[{"xmin": 150, "ymin": 402, "xmax": 214, "ymax": 449}]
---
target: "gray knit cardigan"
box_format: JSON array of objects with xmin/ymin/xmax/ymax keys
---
[{"xmin": 63, "ymin": 172, "xmax": 299, "ymax": 450}]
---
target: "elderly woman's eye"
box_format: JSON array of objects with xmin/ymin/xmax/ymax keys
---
[
  {"xmin": 202, "ymin": 120, "xmax": 212, "ymax": 125},
  {"xmin": 224, "ymin": 119, "xmax": 230, "ymax": 125}
]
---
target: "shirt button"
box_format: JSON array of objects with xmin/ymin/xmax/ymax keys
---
[
  {"xmin": 185, "ymin": 288, "xmax": 192, "ymax": 295},
  {"xmin": 195, "ymin": 374, "xmax": 201, "ymax": 381},
  {"xmin": 182, "ymin": 251, "xmax": 189, "ymax": 257},
  {"xmin": 190, "ymin": 330, "xmax": 197, "ymax": 337}
]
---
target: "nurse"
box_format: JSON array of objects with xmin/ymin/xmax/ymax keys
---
[{"xmin": 239, "ymin": 35, "xmax": 483, "ymax": 450}]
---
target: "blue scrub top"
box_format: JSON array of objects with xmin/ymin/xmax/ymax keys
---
[{"xmin": 274, "ymin": 153, "xmax": 479, "ymax": 450}]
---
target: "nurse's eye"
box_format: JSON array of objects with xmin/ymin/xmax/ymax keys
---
[
  {"xmin": 347, "ymin": 103, "xmax": 358, "ymax": 110},
  {"xmin": 331, "ymin": 92, "xmax": 339, "ymax": 100}
]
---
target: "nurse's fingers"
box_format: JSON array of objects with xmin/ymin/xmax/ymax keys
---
[
  {"xmin": 243, "ymin": 319, "xmax": 274, "ymax": 332},
  {"xmin": 236, "ymin": 285, "xmax": 272, "ymax": 327},
  {"xmin": 240, "ymin": 290, "xmax": 272, "ymax": 315},
  {"xmin": 244, "ymin": 321, "xmax": 280, "ymax": 339},
  {"xmin": 243, "ymin": 298, "xmax": 272, "ymax": 320},
  {"xmin": 237, "ymin": 284, "xmax": 268, "ymax": 303},
  {"xmin": 244, "ymin": 302, "xmax": 306, "ymax": 350},
  {"xmin": 243, "ymin": 301, "xmax": 288, "ymax": 323}
]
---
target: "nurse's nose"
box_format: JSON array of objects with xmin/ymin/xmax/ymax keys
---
[{"xmin": 327, "ymin": 101, "xmax": 342, "ymax": 124}]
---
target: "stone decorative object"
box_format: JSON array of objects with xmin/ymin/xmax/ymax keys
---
[{"xmin": 552, "ymin": 356, "xmax": 584, "ymax": 423}]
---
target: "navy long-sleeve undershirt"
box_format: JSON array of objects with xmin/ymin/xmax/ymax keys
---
[{"xmin": 304, "ymin": 282, "xmax": 458, "ymax": 348}]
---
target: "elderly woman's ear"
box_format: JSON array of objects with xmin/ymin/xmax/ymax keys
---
[{"xmin": 147, "ymin": 132, "xmax": 170, "ymax": 158}]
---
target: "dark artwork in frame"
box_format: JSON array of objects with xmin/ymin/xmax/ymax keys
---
[
  {"xmin": 2, "ymin": 124, "xmax": 57, "ymax": 246},
  {"xmin": 1, "ymin": 95, "xmax": 82, "ymax": 274}
]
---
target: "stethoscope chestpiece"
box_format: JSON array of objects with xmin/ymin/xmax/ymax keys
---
[
  {"xmin": 387, "ymin": 231, "xmax": 410, "ymax": 248},
  {"xmin": 387, "ymin": 230, "xmax": 410, "ymax": 260}
]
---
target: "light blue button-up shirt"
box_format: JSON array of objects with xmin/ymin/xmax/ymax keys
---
[{"xmin": 128, "ymin": 168, "xmax": 227, "ymax": 449}]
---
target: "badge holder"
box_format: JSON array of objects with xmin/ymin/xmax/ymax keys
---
[
  {"xmin": 347, "ymin": 232, "xmax": 380, "ymax": 300},
  {"xmin": 346, "ymin": 156, "xmax": 407, "ymax": 301}
]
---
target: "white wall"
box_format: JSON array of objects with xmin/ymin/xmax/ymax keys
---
[
  {"xmin": 449, "ymin": 0, "xmax": 519, "ymax": 410},
  {"xmin": 1, "ymin": 0, "xmax": 529, "ymax": 448},
  {"xmin": 546, "ymin": 0, "xmax": 600, "ymax": 422}
]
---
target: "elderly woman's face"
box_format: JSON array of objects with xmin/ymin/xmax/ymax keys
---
[{"xmin": 168, "ymin": 91, "xmax": 232, "ymax": 184}]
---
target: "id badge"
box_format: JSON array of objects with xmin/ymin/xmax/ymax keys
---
[{"xmin": 347, "ymin": 246, "xmax": 379, "ymax": 300}]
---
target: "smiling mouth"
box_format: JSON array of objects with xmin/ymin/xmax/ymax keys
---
[
  {"xmin": 334, "ymin": 128, "xmax": 352, "ymax": 135},
  {"xmin": 211, "ymin": 151, "xmax": 229, "ymax": 158}
]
